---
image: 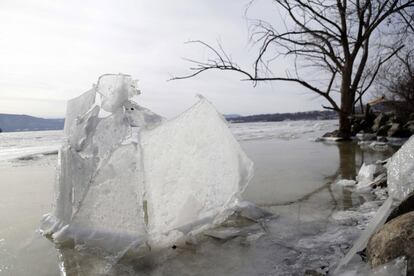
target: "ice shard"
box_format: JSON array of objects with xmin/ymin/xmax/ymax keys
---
[
  {"xmin": 387, "ymin": 135, "xmax": 414, "ymax": 201},
  {"xmin": 96, "ymin": 74, "xmax": 140, "ymax": 113},
  {"xmin": 141, "ymin": 98, "xmax": 253, "ymax": 243},
  {"xmin": 40, "ymin": 73, "xmax": 253, "ymax": 253}
]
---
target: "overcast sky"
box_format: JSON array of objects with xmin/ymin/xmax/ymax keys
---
[{"xmin": 0, "ymin": 0, "xmax": 333, "ymax": 118}]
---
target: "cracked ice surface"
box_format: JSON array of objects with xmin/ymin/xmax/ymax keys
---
[
  {"xmin": 387, "ymin": 135, "xmax": 414, "ymax": 201},
  {"xmin": 141, "ymin": 99, "xmax": 253, "ymax": 244},
  {"xmin": 40, "ymin": 73, "xmax": 253, "ymax": 253}
]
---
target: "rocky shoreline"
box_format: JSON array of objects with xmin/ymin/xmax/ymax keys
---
[
  {"xmin": 323, "ymin": 112, "xmax": 414, "ymax": 144},
  {"xmin": 334, "ymin": 134, "xmax": 414, "ymax": 275}
]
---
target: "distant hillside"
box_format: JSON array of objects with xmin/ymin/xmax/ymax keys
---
[
  {"xmin": 0, "ymin": 114, "xmax": 64, "ymax": 132},
  {"xmin": 223, "ymin": 114, "xmax": 242, "ymax": 119},
  {"xmin": 0, "ymin": 110, "xmax": 337, "ymax": 132},
  {"xmin": 227, "ymin": 110, "xmax": 338, "ymax": 123}
]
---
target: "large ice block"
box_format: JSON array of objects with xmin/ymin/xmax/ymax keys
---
[
  {"xmin": 387, "ymin": 135, "xmax": 414, "ymax": 201},
  {"xmin": 96, "ymin": 74, "xmax": 140, "ymax": 113},
  {"xmin": 40, "ymin": 73, "xmax": 253, "ymax": 253},
  {"xmin": 64, "ymin": 89, "xmax": 96, "ymax": 136},
  {"xmin": 141, "ymin": 98, "xmax": 252, "ymax": 240},
  {"xmin": 71, "ymin": 143, "xmax": 146, "ymax": 237}
]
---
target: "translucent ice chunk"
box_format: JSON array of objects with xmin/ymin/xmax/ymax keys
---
[
  {"xmin": 53, "ymin": 147, "xmax": 95, "ymax": 223},
  {"xmin": 356, "ymin": 163, "xmax": 376, "ymax": 186},
  {"xmin": 336, "ymin": 256, "xmax": 407, "ymax": 276},
  {"xmin": 41, "ymin": 74, "xmax": 253, "ymax": 257},
  {"xmin": 64, "ymin": 89, "xmax": 96, "ymax": 136},
  {"xmin": 124, "ymin": 100, "xmax": 164, "ymax": 128},
  {"xmin": 334, "ymin": 198, "xmax": 396, "ymax": 274},
  {"xmin": 387, "ymin": 135, "xmax": 414, "ymax": 201},
  {"xmin": 67, "ymin": 105, "xmax": 100, "ymax": 152},
  {"xmin": 141, "ymin": 98, "xmax": 253, "ymax": 242},
  {"xmin": 336, "ymin": 179, "xmax": 357, "ymax": 187},
  {"xmin": 56, "ymin": 147, "xmax": 96, "ymax": 219},
  {"xmin": 90, "ymin": 109, "xmax": 129, "ymax": 161},
  {"xmin": 71, "ymin": 143, "xmax": 146, "ymax": 237},
  {"xmin": 96, "ymin": 74, "xmax": 139, "ymax": 113}
]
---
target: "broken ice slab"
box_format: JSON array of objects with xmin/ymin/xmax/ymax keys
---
[
  {"xmin": 356, "ymin": 163, "xmax": 376, "ymax": 188},
  {"xmin": 96, "ymin": 74, "xmax": 140, "ymax": 113},
  {"xmin": 204, "ymin": 224, "xmax": 265, "ymax": 241},
  {"xmin": 90, "ymin": 109, "xmax": 130, "ymax": 161},
  {"xmin": 235, "ymin": 201, "xmax": 274, "ymax": 222},
  {"xmin": 141, "ymin": 98, "xmax": 254, "ymax": 243},
  {"xmin": 335, "ymin": 179, "xmax": 357, "ymax": 187},
  {"xmin": 387, "ymin": 135, "xmax": 414, "ymax": 201},
  {"xmin": 203, "ymin": 203, "xmax": 274, "ymax": 241},
  {"xmin": 53, "ymin": 146, "xmax": 96, "ymax": 223},
  {"xmin": 124, "ymin": 100, "xmax": 164, "ymax": 128},
  {"xmin": 336, "ymin": 256, "xmax": 407, "ymax": 276},
  {"xmin": 67, "ymin": 105, "xmax": 100, "ymax": 152},
  {"xmin": 41, "ymin": 74, "xmax": 253, "ymax": 254},
  {"xmin": 71, "ymin": 143, "xmax": 146, "ymax": 237},
  {"xmin": 64, "ymin": 88, "xmax": 96, "ymax": 136},
  {"xmin": 333, "ymin": 198, "xmax": 396, "ymax": 274}
]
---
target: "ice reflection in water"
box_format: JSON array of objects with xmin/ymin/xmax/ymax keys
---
[{"xmin": 53, "ymin": 140, "xmax": 396, "ymax": 275}]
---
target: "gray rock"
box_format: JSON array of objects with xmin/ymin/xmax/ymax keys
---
[
  {"xmin": 388, "ymin": 123, "xmax": 401, "ymax": 137},
  {"xmin": 376, "ymin": 124, "xmax": 391, "ymax": 137},
  {"xmin": 388, "ymin": 123, "xmax": 412, "ymax": 138},
  {"xmin": 404, "ymin": 121, "xmax": 414, "ymax": 134},
  {"xmin": 372, "ymin": 113, "xmax": 387, "ymax": 132},
  {"xmin": 322, "ymin": 129, "xmax": 340, "ymax": 137},
  {"xmin": 367, "ymin": 211, "xmax": 414, "ymax": 275},
  {"xmin": 356, "ymin": 132, "xmax": 376, "ymax": 141},
  {"xmin": 377, "ymin": 136, "xmax": 388, "ymax": 142},
  {"xmin": 387, "ymin": 192, "xmax": 414, "ymax": 223}
]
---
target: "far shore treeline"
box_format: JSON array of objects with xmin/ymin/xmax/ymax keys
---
[{"xmin": 0, "ymin": 111, "xmax": 338, "ymax": 133}]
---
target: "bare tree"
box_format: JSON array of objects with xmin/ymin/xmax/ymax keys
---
[
  {"xmin": 173, "ymin": 0, "xmax": 414, "ymax": 139},
  {"xmin": 377, "ymin": 47, "xmax": 414, "ymax": 120}
]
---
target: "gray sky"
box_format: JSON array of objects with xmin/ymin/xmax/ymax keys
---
[{"xmin": 0, "ymin": 0, "xmax": 331, "ymax": 118}]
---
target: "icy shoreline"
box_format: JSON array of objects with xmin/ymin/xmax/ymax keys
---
[{"xmin": 0, "ymin": 115, "xmax": 402, "ymax": 275}]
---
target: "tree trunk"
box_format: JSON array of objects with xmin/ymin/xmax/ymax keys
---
[
  {"xmin": 338, "ymin": 72, "xmax": 354, "ymax": 140},
  {"xmin": 339, "ymin": 112, "xmax": 352, "ymax": 139}
]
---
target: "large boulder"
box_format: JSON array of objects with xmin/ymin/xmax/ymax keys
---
[
  {"xmin": 322, "ymin": 129, "xmax": 340, "ymax": 137},
  {"xmin": 386, "ymin": 192, "xmax": 414, "ymax": 223},
  {"xmin": 372, "ymin": 113, "xmax": 388, "ymax": 132},
  {"xmin": 376, "ymin": 124, "xmax": 391, "ymax": 137},
  {"xmin": 404, "ymin": 121, "xmax": 414, "ymax": 134},
  {"xmin": 388, "ymin": 123, "xmax": 401, "ymax": 137},
  {"xmin": 366, "ymin": 211, "xmax": 414, "ymax": 275},
  {"xmin": 351, "ymin": 119, "xmax": 363, "ymax": 135}
]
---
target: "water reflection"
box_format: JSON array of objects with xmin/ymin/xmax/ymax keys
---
[{"xmin": 335, "ymin": 142, "xmax": 395, "ymax": 210}]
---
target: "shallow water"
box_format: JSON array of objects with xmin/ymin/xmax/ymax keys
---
[{"xmin": 0, "ymin": 121, "xmax": 397, "ymax": 275}]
